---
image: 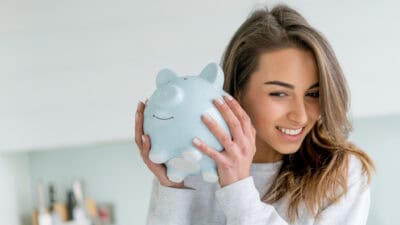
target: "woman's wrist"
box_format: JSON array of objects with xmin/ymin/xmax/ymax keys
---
[
  {"xmin": 159, "ymin": 180, "xmax": 185, "ymax": 189},
  {"xmin": 220, "ymin": 173, "xmax": 250, "ymax": 187}
]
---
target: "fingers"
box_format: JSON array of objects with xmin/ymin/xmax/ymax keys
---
[
  {"xmin": 138, "ymin": 131, "xmax": 167, "ymax": 182},
  {"xmin": 201, "ymin": 112, "xmax": 237, "ymax": 154},
  {"xmin": 134, "ymin": 101, "xmax": 146, "ymax": 149},
  {"xmin": 141, "ymin": 135, "xmax": 157, "ymax": 168},
  {"xmin": 142, "ymin": 135, "xmax": 183, "ymax": 186},
  {"xmin": 140, "ymin": 135, "xmax": 160, "ymax": 170},
  {"xmin": 223, "ymin": 95, "xmax": 256, "ymax": 138},
  {"xmin": 211, "ymin": 97, "xmax": 244, "ymax": 145},
  {"xmin": 192, "ymin": 137, "xmax": 229, "ymax": 166},
  {"xmin": 141, "ymin": 135, "xmax": 151, "ymax": 159}
]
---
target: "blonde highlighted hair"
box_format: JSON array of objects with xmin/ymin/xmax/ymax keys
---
[{"xmin": 221, "ymin": 4, "xmax": 374, "ymax": 223}]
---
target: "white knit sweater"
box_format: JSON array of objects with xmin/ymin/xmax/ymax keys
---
[{"xmin": 146, "ymin": 155, "xmax": 370, "ymax": 225}]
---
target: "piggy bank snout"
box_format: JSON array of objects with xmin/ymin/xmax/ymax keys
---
[{"xmin": 152, "ymin": 85, "xmax": 183, "ymax": 106}]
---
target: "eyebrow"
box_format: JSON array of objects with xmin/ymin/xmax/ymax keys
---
[{"xmin": 264, "ymin": 81, "xmax": 319, "ymax": 90}]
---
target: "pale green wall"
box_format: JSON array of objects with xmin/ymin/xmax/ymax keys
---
[
  {"xmin": 349, "ymin": 114, "xmax": 400, "ymax": 225},
  {"xmin": 28, "ymin": 141, "xmax": 153, "ymax": 225}
]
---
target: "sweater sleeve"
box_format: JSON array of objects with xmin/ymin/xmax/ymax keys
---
[
  {"xmin": 146, "ymin": 177, "xmax": 196, "ymax": 225},
  {"xmin": 215, "ymin": 176, "xmax": 289, "ymax": 225},
  {"xmin": 215, "ymin": 156, "xmax": 371, "ymax": 225},
  {"xmin": 314, "ymin": 156, "xmax": 371, "ymax": 225}
]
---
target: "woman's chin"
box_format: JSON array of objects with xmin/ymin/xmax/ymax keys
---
[{"xmin": 274, "ymin": 143, "xmax": 302, "ymax": 155}]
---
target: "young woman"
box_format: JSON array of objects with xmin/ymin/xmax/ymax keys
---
[{"xmin": 135, "ymin": 4, "xmax": 374, "ymax": 225}]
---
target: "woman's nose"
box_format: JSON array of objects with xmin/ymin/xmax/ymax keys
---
[{"xmin": 287, "ymin": 98, "xmax": 308, "ymax": 126}]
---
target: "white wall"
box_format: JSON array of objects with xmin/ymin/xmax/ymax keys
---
[{"xmin": 2, "ymin": 0, "xmax": 400, "ymax": 152}]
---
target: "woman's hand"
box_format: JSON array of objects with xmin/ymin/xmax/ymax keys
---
[
  {"xmin": 192, "ymin": 95, "xmax": 257, "ymax": 187},
  {"xmin": 134, "ymin": 101, "xmax": 185, "ymax": 188}
]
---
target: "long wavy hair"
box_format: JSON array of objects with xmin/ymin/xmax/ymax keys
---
[{"xmin": 221, "ymin": 4, "xmax": 374, "ymax": 223}]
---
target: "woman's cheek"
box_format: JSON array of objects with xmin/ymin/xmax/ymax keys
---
[
  {"xmin": 307, "ymin": 101, "xmax": 321, "ymax": 121},
  {"xmin": 265, "ymin": 100, "xmax": 288, "ymax": 118}
]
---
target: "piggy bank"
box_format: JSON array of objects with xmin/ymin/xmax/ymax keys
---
[{"xmin": 143, "ymin": 63, "xmax": 231, "ymax": 183}]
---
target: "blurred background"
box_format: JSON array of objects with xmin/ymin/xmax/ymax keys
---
[{"xmin": 1, "ymin": 0, "xmax": 399, "ymax": 224}]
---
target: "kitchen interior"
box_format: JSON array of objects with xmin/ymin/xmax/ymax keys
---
[{"xmin": 2, "ymin": 0, "xmax": 400, "ymax": 225}]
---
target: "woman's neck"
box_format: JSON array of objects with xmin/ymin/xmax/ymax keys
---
[{"xmin": 252, "ymin": 137, "xmax": 283, "ymax": 163}]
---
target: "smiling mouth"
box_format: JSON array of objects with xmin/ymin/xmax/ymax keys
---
[{"xmin": 152, "ymin": 114, "xmax": 174, "ymax": 120}]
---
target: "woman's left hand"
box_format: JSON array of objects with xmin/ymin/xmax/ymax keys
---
[{"xmin": 193, "ymin": 95, "xmax": 257, "ymax": 187}]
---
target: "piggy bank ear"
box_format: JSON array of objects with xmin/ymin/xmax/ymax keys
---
[
  {"xmin": 156, "ymin": 69, "xmax": 177, "ymax": 88},
  {"xmin": 199, "ymin": 63, "xmax": 224, "ymax": 89}
]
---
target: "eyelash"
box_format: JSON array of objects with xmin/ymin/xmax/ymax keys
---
[{"xmin": 269, "ymin": 92, "xmax": 320, "ymax": 98}]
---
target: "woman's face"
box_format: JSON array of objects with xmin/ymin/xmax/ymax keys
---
[{"xmin": 239, "ymin": 48, "xmax": 320, "ymax": 162}]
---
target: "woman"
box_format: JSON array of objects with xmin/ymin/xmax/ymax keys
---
[{"xmin": 135, "ymin": 4, "xmax": 374, "ymax": 225}]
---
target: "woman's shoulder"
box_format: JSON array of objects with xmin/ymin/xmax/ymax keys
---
[{"xmin": 347, "ymin": 153, "xmax": 370, "ymax": 186}]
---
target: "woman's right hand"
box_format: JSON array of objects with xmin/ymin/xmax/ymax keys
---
[{"xmin": 134, "ymin": 101, "xmax": 185, "ymax": 188}]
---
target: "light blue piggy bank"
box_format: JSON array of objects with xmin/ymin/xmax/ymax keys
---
[{"xmin": 143, "ymin": 63, "xmax": 231, "ymax": 183}]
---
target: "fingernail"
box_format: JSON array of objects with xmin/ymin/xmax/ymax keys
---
[
  {"xmin": 224, "ymin": 94, "xmax": 233, "ymax": 101},
  {"xmin": 214, "ymin": 97, "xmax": 224, "ymax": 105},
  {"xmin": 193, "ymin": 137, "xmax": 201, "ymax": 145},
  {"xmin": 202, "ymin": 112, "xmax": 213, "ymax": 121}
]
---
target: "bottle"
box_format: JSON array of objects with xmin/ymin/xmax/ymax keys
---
[
  {"xmin": 37, "ymin": 182, "xmax": 52, "ymax": 225},
  {"xmin": 72, "ymin": 180, "xmax": 92, "ymax": 225},
  {"xmin": 66, "ymin": 190, "xmax": 76, "ymax": 221},
  {"xmin": 48, "ymin": 183, "xmax": 62, "ymax": 225}
]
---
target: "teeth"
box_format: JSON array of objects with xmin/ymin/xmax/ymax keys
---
[{"xmin": 278, "ymin": 127, "xmax": 303, "ymax": 136}]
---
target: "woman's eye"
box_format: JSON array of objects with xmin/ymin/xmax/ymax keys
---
[
  {"xmin": 269, "ymin": 92, "xmax": 319, "ymax": 98},
  {"xmin": 269, "ymin": 92, "xmax": 287, "ymax": 97},
  {"xmin": 307, "ymin": 92, "xmax": 320, "ymax": 98}
]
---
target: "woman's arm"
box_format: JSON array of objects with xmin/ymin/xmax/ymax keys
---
[
  {"xmin": 146, "ymin": 177, "xmax": 196, "ymax": 225},
  {"xmin": 313, "ymin": 156, "xmax": 371, "ymax": 225},
  {"xmin": 215, "ymin": 176, "xmax": 289, "ymax": 225},
  {"xmin": 215, "ymin": 156, "xmax": 370, "ymax": 225}
]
